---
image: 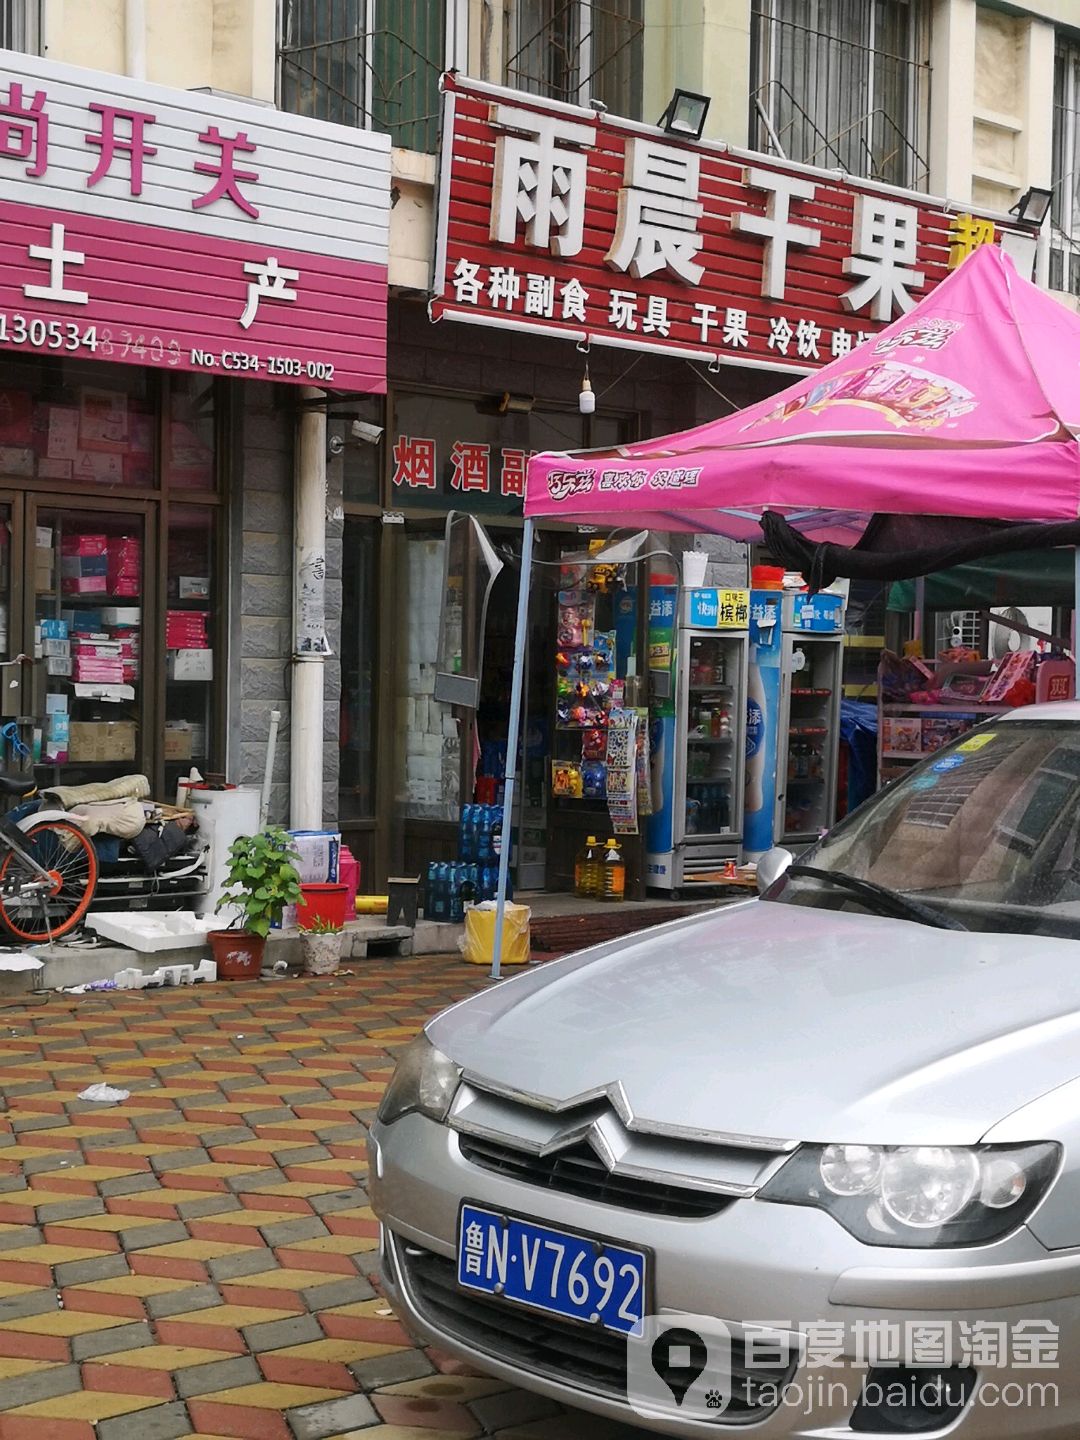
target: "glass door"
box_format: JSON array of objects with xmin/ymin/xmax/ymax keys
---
[
  {"xmin": 780, "ymin": 635, "xmax": 843, "ymax": 843},
  {"xmin": 28, "ymin": 501, "xmax": 153, "ymax": 786},
  {"xmin": 0, "ymin": 494, "xmax": 24, "ymax": 733},
  {"xmin": 681, "ymin": 631, "xmax": 746, "ymax": 840}
]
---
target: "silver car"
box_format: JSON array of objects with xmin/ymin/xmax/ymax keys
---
[{"xmin": 369, "ymin": 703, "xmax": 1080, "ymax": 1437}]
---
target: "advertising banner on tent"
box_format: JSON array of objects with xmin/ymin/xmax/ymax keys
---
[{"xmin": 434, "ymin": 74, "xmax": 1032, "ymax": 376}]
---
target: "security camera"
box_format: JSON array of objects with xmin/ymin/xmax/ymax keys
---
[
  {"xmin": 327, "ymin": 434, "xmax": 345, "ymax": 458},
  {"xmin": 351, "ymin": 420, "xmax": 384, "ymax": 445},
  {"xmin": 588, "ymin": 98, "xmax": 607, "ymax": 114}
]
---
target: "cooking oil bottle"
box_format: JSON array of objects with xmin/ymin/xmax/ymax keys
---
[
  {"xmin": 600, "ymin": 837, "xmax": 626, "ymax": 902},
  {"xmin": 574, "ymin": 835, "xmax": 600, "ymax": 898}
]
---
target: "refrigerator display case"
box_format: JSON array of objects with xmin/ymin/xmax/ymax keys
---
[
  {"xmin": 775, "ymin": 593, "xmax": 845, "ymax": 849},
  {"xmin": 647, "ymin": 588, "xmax": 750, "ymax": 893}
]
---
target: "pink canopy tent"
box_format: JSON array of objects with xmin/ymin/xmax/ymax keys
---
[
  {"xmin": 489, "ymin": 245, "xmax": 1080, "ymax": 975},
  {"xmin": 523, "ymin": 245, "xmax": 1080, "ymax": 546}
]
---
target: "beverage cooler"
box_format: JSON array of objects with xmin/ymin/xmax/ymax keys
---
[
  {"xmin": 775, "ymin": 592, "xmax": 845, "ymax": 848},
  {"xmin": 647, "ymin": 588, "xmax": 749, "ymax": 893}
]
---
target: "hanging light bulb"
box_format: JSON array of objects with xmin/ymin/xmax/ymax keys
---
[{"xmin": 579, "ymin": 359, "xmax": 595, "ymax": 415}]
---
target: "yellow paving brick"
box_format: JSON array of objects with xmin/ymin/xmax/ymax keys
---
[
  {"xmin": 0, "ymin": 1358, "xmax": 61, "ymax": 1380},
  {"xmin": 310, "ymin": 1205, "xmax": 375, "ymax": 1222},
  {"xmin": 276, "ymin": 1339, "xmax": 412, "ymax": 1365},
  {"xmin": 0, "ymin": 1311, "xmax": 133, "ymax": 1336},
  {"xmin": 96, "ymin": 1188, "xmax": 222, "ymax": 1209},
  {"xmin": 0, "ymin": 1190, "xmax": 79, "ymax": 1209},
  {"xmin": 207, "ymin": 1139, "xmax": 311, "ymax": 1154},
  {"xmin": 367, "ymin": 1027, "xmax": 420, "ymax": 1039},
  {"xmin": 239, "ymin": 1182, "xmax": 346, "ymax": 1199},
  {"xmin": 0, "ymin": 1282, "xmax": 36, "ymax": 1298},
  {"xmin": 280, "ymin": 1159, "xmax": 367, "ymax": 1176},
  {"xmin": 9, "ymin": 1393, "xmax": 161, "ymax": 1420},
  {"xmin": 161, "ymin": 1163, "xmax": 265, "ymax": 1178},
  {"xmin": 103, "ymin": 1345, "xmax": 238, "ymax": 1370},
  {"xmin": 322, "ymin": 1300, "xmax": 396, "ymax": 1319},
  {"xmin": 138, "ymin": 1239, "xmax": 262, "ymax": 1260},
  {"xmin": 0, "ymin": 1244, "xmax": 119, "ymax": 1266},
  {"xmin": 320, "ymin": 1430, "xmax": 478, "ymax": 1440},
  {"xmin": 184, "ymin": 1208, "xmax": 296, "ymax": 1228},
  {"xmin": 284, "ymin": 1234, "xmax": 377, "ymax": 1255},
  {"xmin": 48, "ymin": 1213, "xmax": 168, "ymax": 1232},
  {"xmin": 68, "ymin": 1275, "xmax": 200, "ymax": 1298},
  {"xmin": 168, "ymin": 1304, "xmax": 296, "ymax": 1327},
  {"xmin": 26, "ymin": 1165, "xmax": 143, "ymax": 1184},
  {"xmin": 15, "ymin": 1126, "xmax": 138, "ymax": 1144},
  {"xmin": 226, "ymin": 1267, "xmax": 350, "ymax": 1291},
  {"xmin": 380, "ymin": 1375, "xmax": 511, "ymax": 1400},
  {"xmin": 78, "ymin": 1142, "xmax": 195, "ymax": 1157},
  {"xmin": 208, "ymin": 1382, "xmax": 349, "ymax": 1408}
]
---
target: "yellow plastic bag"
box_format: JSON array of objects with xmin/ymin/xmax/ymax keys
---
[{"xmin": 460, "ymin": 902, "xmax": 531, "ymax": 966}]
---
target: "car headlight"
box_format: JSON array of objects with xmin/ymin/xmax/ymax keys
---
[
  {"xmin": 376, "ymin": 1033, "xmax": 462, "ymax": 1126},
  {"xmin": 759, "ymin": 1141, "xmax": 1060, "ymax": 1247}
]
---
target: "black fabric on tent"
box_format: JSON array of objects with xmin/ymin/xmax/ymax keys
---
[
  {"xmin": 760, "ymin": 512, "xmax": 1080, "ymax": 591},
  {"xmin": 888, "ymin": 549, "xmax": 1078, "ymax": 611}
]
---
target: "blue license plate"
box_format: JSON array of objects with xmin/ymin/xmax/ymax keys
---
[{"xmin": 457, "ymin": 1203, "xmax": 647, "ymax": 1336}]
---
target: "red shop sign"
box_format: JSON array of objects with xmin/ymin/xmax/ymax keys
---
[
  {"xmin": 0, "ymin": 52, "xmax": 390, "ymax": 391},
  {"xmin": 433, "ymin": 74, "xmax": 1034, "ymax": 373}
]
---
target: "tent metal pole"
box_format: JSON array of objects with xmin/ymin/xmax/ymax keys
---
[
  {"xmin": 1075, "ymin": 548, "xmax": 1080, "ymax": 698},
  {"xmin": 491, "ymin": 518, "xmax": 535, "ymax": 979}
]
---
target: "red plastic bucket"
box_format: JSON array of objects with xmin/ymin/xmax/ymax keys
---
[{"xmin": 296, "ymin": 882, "xmax": 349, "ymax": 930}]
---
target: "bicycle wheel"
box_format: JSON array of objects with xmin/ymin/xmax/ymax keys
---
[{"xmin": 0, "ymin": 820, "xmax": 99, "ymax": 943}]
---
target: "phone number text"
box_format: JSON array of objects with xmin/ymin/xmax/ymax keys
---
[{"xmin": 0, "ymin": 311, "xmax": 184, "ymax": 364}]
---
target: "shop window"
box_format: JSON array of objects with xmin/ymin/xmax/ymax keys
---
[
  {"xmin": 0, "ymin": 356, "xmax": 155, "ymax": 488},
  {"xmin": 277, "ymin": 0, "xmax": 446, "ymax": 152},
  {"xmin": 1053, "ymin": 33, "xmax": 1080, "ymax": 297},
  {"xmin": 339, "ymin": 517, "xmax": 378, "ymax": 820},
  {"xmin": 0, "ymin": 0, "xmax": 41, "ymax": 52},
  {"xmin": 165, "ymin": 375, "xmax": 216, "ymax": 491},
  {"xmin": 506, "ymin": 1, "xmax": 644, "ymax": 121},
  {"xmin": 751, "ymin": 0, "xmax": 930, "ymax": 190},
  {"xmin": 166, "ymin": 506, "xmax": 217, "ymax": 786}
]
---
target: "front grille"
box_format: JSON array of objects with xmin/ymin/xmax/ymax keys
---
[
  {"xmin": 399, "ymin": 1240, "xmax": 795, "ymax": 1422},
  {"xmin": 458, "ymin": 1133, "xmax": 735, "ymax": 1219}
]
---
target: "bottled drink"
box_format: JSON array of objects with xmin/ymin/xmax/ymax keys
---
[
  {"xmin": 574, "ymin": 835, "xmax": 599, "ymax": 899},
  {"xmin": 449, "ymin": 864, "xmax": 464, "ymax": 924},
  {"xmin": 477, "ymin": 807, "xmax": 494, "ymax": 863},
  {"xmin": 459, "ymin": 805, "xmax": 475, "ymax": 863},
  {"xmin": 600, "ymin": 838, "xmax": 626, "ymax": 902},
  {"xmin": 491, "ymin": 810, "xmax": 503, "ymax": 865},
  {"xmin": 745, "ymin": 665, "xmax": 767, "ymax": 817},
  {"xmin": 426, "ymin": 861, "xmax": 439, "ymax": 919}
]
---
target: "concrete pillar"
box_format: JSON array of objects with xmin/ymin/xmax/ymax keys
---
[
  {"xmin": 929, "ymin": 0, "xmax": 976, "ymax": 202},
  {"xmin": 291, "ymin": 389, "xmax": 327, "ymax": 830},
  {"xmin": 125, "ymin": 0, "xmax": 146, "ymax": 78},
  {"xmin": 644, "ymin": 0, "xmax": 752, "ymax": 147}
]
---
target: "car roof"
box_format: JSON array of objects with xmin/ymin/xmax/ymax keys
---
[{"xmin": 998, "ymin": 700, "xmax": 1080, "ymax": 721}]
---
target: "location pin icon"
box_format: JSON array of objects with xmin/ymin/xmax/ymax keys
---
[{"xmin": 651, "ymin": 1326, "xmax": 708, "ymax": 1407}]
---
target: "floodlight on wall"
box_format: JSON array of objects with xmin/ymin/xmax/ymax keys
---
[
  {"xmin": 1010, "ymin": 186, "xmax": 1053, "ymax": 228},
  {"xmin": 659, "ymin": 88, "xmax": 711, "ymax": 141}
]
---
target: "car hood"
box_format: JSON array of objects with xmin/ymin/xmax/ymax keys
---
[{"xmin": 428, "ymin": 902, "xmax": 1080, "ymax": 1145}]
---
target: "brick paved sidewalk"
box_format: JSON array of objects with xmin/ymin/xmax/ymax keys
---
[{"xmin": 0, "ymin": 958, "xmax": 644, "ymax": 1440}]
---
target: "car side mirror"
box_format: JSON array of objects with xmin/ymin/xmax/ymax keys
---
[{"xmin": 756, "ymin": 847, "xmax": 794, "ymax": 895}]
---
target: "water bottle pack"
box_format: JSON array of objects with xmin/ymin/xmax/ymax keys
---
[
  {"xmin": 458, "ymin": 804, "xmax": 504, "ymax": 865},
  {"xmin": 427, "ymin": 853, "xmax": 511, "ymax": 922}
]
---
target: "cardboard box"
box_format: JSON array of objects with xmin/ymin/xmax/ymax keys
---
[
  {"xmin": 167, "ymin": 648, "xmax": 213, "ymax": 681},
  {"xmin": 36, "ymin": 527, "xmax": 53, "ymax": 549},
  {"xmin": 45, "ymin": 657, "xmax": 72, "ymax": 676},
  {"xmin": 288, "ymin": 829, "xmax": 340, "ymax": 884},
  {"xmin": 178, "ymin": 576, "xmax": 210, "ymax": 599},
  {"xmin": 45, "ymin": 692, "xmax": 68, "ymax": 716},
  {"xmin": 164, "ymin": 723, "xmax": 193, "ymax": 760},
  {"xmin": 68, "ymin": 720, "xmax": 136, "ymax": 763}
]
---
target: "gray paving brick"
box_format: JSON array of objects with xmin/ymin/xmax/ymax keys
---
[
  {"xmin": 148, "ymin": 1148, "xmax": 211, "ymax": 1172},
  {"xmin": 310, "ymin": 1188, "xmax": 367, "ymax": 1214},
  {"xmin": 300, "ymin": 1275, "xmax": 375, "ymax": 1309},
  {"xmin": 470, "ymin": 1389, "xmax": 565, "ymax": 1430},
  {"xmin": 208, "ymin": 1248, "xmax": 280, "ymax": 1282},
  {"xmin": 97, "ymin": 1400, "xmax": 192, "ymax": 1440},
  {"xmin": 98, "ymin": 1173, "xmax": 162, "ymax": 1197},
  {"xmin": 121, "ymin": 1220, "xmax": 191, "ymax": 1250},
  {"xmin": 35, "ymin": 1197, "xmax": 107, "ymax": 1222},
  {"xmin": 178, "ymin": 1194, "xmax": 245, "ymax": 1219},
  {"xmin": 0, "ymin": 1290, "xmax": 63, "ymax": 1322},
  {"xmin": 9, "ymin": 1112, "xmax": 74, "ymax": 1133},
  {"xmin": 145, "ymin": 1282, "xmax": 222, "ymax": 1319},
  {"xmin": 288, "ymin": 1393, "xmax": 378, "ymax": 1439},
  {"xmin": 53, "ymin": 1252, "xmax": 130, "ymax": 1286},
  {"xmin": 348, "ymin": 1346, "xmax": 435, "ymax": 1388},
  {"xmin": 227, "ymin": 1169, "xmax": 291, "ymax": 1194},
  {"xmin": 0, "ymin": 1225, "xmax": 41, "ymax": 1251},
  {"xmin": 70, "ymin": 1319, "xmax": 153, "ymax": 1360},
  {"xmin": 174, "ymin": 1354, "xmax": 262, "ymax": 1398},
  {"xmin": 0, "ymin": 1362, "xmax": 81, "ymax": 1410},
  {"xmin": 241, "ymin": 1314, "xmax": 323, "ymax": 1351},
  {"xmin": 260, "ymin": 1216, "xmax": 329, "ymax": 1247}
]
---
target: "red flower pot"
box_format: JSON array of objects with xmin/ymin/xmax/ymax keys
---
[{"xmin": 208, "ymin": 929, "xmax": 266, "ymax": 981}]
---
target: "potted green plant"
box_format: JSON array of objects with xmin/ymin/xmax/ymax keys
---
[
  {"xmin": 208, "ymin": 828, "xmax": 302, "ymax": 981},
  {"xmin": 299, "ymin": 915, "xmax": 344, "ymax": 976}
]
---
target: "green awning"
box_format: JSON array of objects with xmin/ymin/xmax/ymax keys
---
[{"xmin": 888, "ymin": 550, "xmax": 1076, "ymax": 612}]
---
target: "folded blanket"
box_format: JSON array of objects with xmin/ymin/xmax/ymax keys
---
[
  {"xmin": 70, "ymin": 799, "xmax": 146, "ymax": 839},
  {"xmin": 43, "ymin": 774, "xmax": 151, "ymax": 809}
]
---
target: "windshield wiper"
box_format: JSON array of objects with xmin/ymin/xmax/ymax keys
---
[{"xmin": 785, "ymin": 864, "xmax": 968, "ymax": 931}]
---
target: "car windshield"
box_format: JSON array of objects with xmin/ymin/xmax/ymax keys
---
[{"xmin": 765, "ymin": 719, "xmax": 1080, "ymax": 939}]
